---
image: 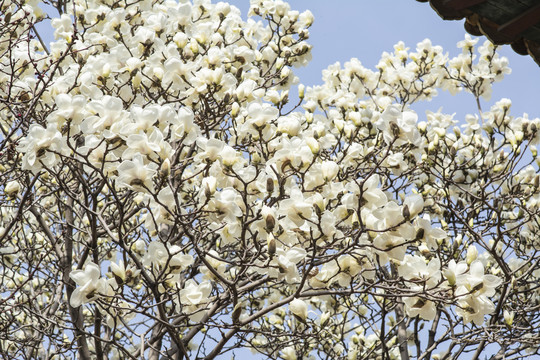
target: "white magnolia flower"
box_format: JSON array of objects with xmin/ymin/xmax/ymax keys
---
[
  {"xmin": 415, "ymin": 215, "xmax": 447, "ymax": 249},
  {"xmin": 247, "ymin": 102, "xmax": 279, "ymax": 128},
  {"xmin": 180, "ymin": 279, "xmax": 212, "ymax": 306},
  {"xmin": 207, "ymin": 187, "xmax": 244, "ymax": 223},
  {"xmin": 463, "ymin": 260, "xmax": 502, "ymax": 297},
  {"xmin": 277, "ymin": 115, "xmax": 302, "ymax": 136},
  {"xmin": 320, "ymin": 160, "xmax": 339, "ymax": 181},
  {"xmin": 360, "ymin": 174, "xmax": 388, "ymax": 209},
  {"xmin": 143, "ymin": 242, "xmax": 193, "ymax": 274},
  {"xmin": 456, "ymin": 294, "xmax": 495, "ymax": 325},
  {"xmin": 4, "ymin": 181, "xmax": 20, "ymax": 197},
  {"xmin": 279, "ymin": 187, "xmax": 313, "ymax": 227},
  {"xmin": 466, "ymin": 244, "xmax": 478, "ymax": 264},
  {"xmin": 179, "ymin": 279, "xmax": 213, "ymax": 322},
  {"xmin": 116, "ymin": 155, "xmax": 158, "ymax": 192},
  {"xmin": 69, "ymin": 262, "xmax": 107, "ymax": 307},
  {"xmin": 281, "ymin": 346, "xmax": 297, "ymax": 360},
  {"xmin": 403, "ymin": 193, "xmax": 424, "ymax": 219},
  {"xmin": 443, "ymin": 260, "xmax": 468, "ymax": 287},
  {"xmin": 269, "ymin": 246, "xmax": 307, "ymax": 284},
  {"xmin": 403, "ymin": 296, "xmax": 437, "ymax": 321},
  {"xmin": 110, "ymin": 260, "xmax": 141, "ymax": 286},
  {"xmin": 122, "ymin": 129, "xmax": 167, "ymax": 160},
  {"xmin": 399, "ymin": 255, "xmax": 441, "ymax": 288},
  {"xmin": 82, "ymin": 95, "xmax": 128, "ymax": 134},
  {"xmin": 17, "ymin": 124, "xmax": 67, "ymax": 172},
  {"xmin": 289, "ymin": 298, "xmax": 308, "ymax": 321},
  {"xmin": 196, "ymin": 138, "xmax": 224, "ymax": 162}
]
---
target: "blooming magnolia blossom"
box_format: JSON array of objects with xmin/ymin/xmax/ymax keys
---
[
  {"xmin": 17, "ymin": 124, "xmax": 68, "ymax": 172},
  {"xmin": 0, "ymin": 0, "xmax": 536, "ymax": 358},
  {"xmin": 116, "ymin": 155, "xmax": 158, "ymax": 192},
  {"xmin": 69, "ymin": 262, "xmax": 108, "ymax": 307}
]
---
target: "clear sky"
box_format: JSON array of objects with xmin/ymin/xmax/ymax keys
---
[{"xmin": 227, "ymin": 0, "xmax": 539, "ymax": 121}]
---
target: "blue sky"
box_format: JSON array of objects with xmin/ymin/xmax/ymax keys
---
[{"xmin": 227, "ymin": 0, "xmax": 539, "ymax": 121}]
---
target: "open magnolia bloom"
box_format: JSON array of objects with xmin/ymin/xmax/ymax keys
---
[
  {"xmin": 2, "ymin": 0, "xmax": 539, "ymax": 359},
  {"xmin": 179, "ymin": 279, "xmax": 213, "ymax": 322},
  {"xmin": 16, "ymin": 124, "xmax": 68, "ymax": 173},
  {"xmin": 116, "ymin": 155, "xmax": 158, "ymax": 192},
  {"xmin": 69, "ymin": 262, "xmax": 108, "ymax": 308}
]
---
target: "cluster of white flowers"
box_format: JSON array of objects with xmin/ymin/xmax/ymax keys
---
[{"xmin": 2, "ymin": 0, "xmax": 540, "ymax": 359}]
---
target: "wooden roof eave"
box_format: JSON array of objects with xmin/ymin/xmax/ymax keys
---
[{"xmin": 417, "ymin": 0, "xmax": 540, "ymax": 66}]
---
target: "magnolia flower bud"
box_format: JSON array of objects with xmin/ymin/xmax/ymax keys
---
[
  {"xmin": 262, "ymin": 206, "xmax": 276, "ymax": 232},
  {"xmin": 311, "ymin": 192, "xmax": 324, "ymax": 214},
  {"xmin": 289, "ymin": 298, "xmax": 308, "ymax": 322},
  {"xmin": 320, "ymin": 311, "xmax": 330, "ymax": 326},
  {"xmin": 466, "ymin": 244, "xmax": 478, "ymax": 264},
  {"xmin": 201, "ymin": 177, "xmax": 217, "ymax": 197},
  {"xmin": 231, "ymin": 302, "xmax": 242, "ymax": 323},
  {"xmin": 390, "ymin": 122, "xmax": 400, "ymax": 138},
  {"xmin": 110, "ymin": 261, "xmax": 126, "ymax": 285},
  {"xmin": 153, "ymin": 67, "xmax": 164, "ymax": 81},
  {"xmin": 267, "ymin": 234, "xmax": 276, "ymax": 259},
  {"xmin": 280, "ymin": 67, "xmax": 291, "ymax": 80},
  {"xmin": 102, "ymin": 63, "xmax": 111, "ymax": 78},
  {"xmin": 276, "ymin": 58, "xmax": 284, "ymax": 70},
  {"xmin": 443, "ymin": 268, "xmax": 456, "ymax": 286},
  {"xmin": 334, "ymin": 119, "xmax": 345, "ymax": 132},
  {"xmin": 231, "ymin": 102, "xmax": 240, "ymax": 117},
  {"xmin": 402, "ymin": 205, "xmax": 410, "ymax": 220},
  {"xmin": 159, "ymin": 158, "xmax": 171, "ymax": 178},
  {"xmin": 503, "ymin": 310, "xmax": 514, "ymax": 328},
  {"xmin": 189, "ymin": 39, "xmax": 199, "ymax": 54},
  {"xmin": 252, "ymin": 152, "xmax": 261, "ymax": 164},
  {"xmin": 418, "ymin": 244, "xmax": 431, "ymax": 257},
  {"xmin": 298, "ymin": 84, "xmax": 305, "ymax": 99},
  {"xmin": 321, "ymin": 160, "xmax": 339, "ymax": 181},
  {"xmin": 305, "ymin": 137, "xmax": 319, "ymax": 154},
  {"xmin": 266, "ymin": 178, "xmax": 275, "ymax": 195},
  {"xmin": 133, "ymin": 73, "xmax": 142, "ymax": 88},
  {"xmin": 349, "ymin": 111, "xmax": 361, "ymax": 126},
  {"xmin": 417, "ymin": 121, "xmax": 427, "ymax": 133},
  {"xmin": 351, "ymin": 211, "xmax": 360, "ymax": 228}
]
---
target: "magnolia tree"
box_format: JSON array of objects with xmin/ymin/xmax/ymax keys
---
[{"xmin": 1, "ymin": 0, "xmax": 540, "ymax": 359}]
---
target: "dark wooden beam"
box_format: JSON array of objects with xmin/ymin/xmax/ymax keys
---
[
  {"xmin": 498, "ymin": 4, "xmax": 540, "ymax": 38},
  {"xmin": 465, "ymin": 14, "xmax": 484, "ymax": 36},
  {"xmin": 443, "ymin": 0, "xmax": 488, "ymax": 11},
  {"xmin": 511, "ymin": 38, "xmax": 529, "ymax": 56},
  {"xmin": 525, "ymin": 39, "xmax": 540, "ymax": 66},
  {"xmin": 430, "ymin": 0, "xmax": 465, "ymax": 20},
  {"xmin": 477, "ymin": 16, "xmax": 514, "ymax": 44}
]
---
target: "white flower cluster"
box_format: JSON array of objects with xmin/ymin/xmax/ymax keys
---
[{"xmin": 1, "ymin": 0, "xmax": 538, "ymax": 359}]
